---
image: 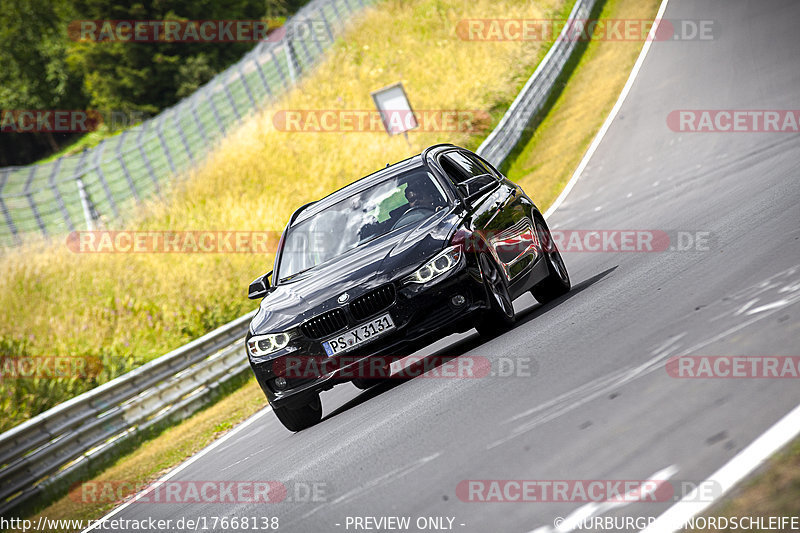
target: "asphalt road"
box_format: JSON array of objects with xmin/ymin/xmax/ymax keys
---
[{"xmin": 93, "ymin": 0, "xmax": 800, "ymax": 531}]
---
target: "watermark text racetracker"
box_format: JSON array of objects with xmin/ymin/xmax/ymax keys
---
[
  {"xmin": 456, "ymin": 18, "xmax": 718, "ymax": 42},
  {"xmin": 667, "ymin": 356, "xmax": 800, "ymax": 378},
  {"xmin": 0, "ymin": 356, "xmax": 103, "ymax": 380},
  {"xmin": 69, "ymin": 19, "xmax": 334, "ymax": 43},
  {"xmin": 270, "ymin": 355, "xmax": 536, "ymax": 380},
  {"xmin": 66, "ymin": 230, "xmax": 713, "ymax": 253},
  {"xmin": 1, "ymin": 109, "xmax": 148, "ymax": 133},
  {"xmin": 667, "ymin": 109, "xmax": 800, "ymax": 132},
  {"xmin": 66, "ymin": 230, "xmax": 281, "ymax": 253},
  {"xmin": 456, "ymin": 479, "xmax": 722, "ymax": 503},
  {"xmin": 70, "ymin": 479, "xmax": 327, "ymax": 504},
  {"xmin": 272, "ymin": 109, "xmax": 490, "ymax": 133},
  {"xmin": 69, "ymin": 19, "xmax": 285, "ymax": 43}
]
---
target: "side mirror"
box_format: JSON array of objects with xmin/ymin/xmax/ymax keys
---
[
  {"xmin": 248, "ymin": 271, "xmax": 273, "ymax": 300},
  {"xmin": 459, "ymin": 174, "xmax": 497, "ymax": 202}
]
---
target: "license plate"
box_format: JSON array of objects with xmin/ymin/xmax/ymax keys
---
[{"xmin": 322, "ymin": 313, "xmax": 395, "ymax": 356}]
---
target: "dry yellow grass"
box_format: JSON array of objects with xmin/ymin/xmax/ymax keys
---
[
  {"xmin": 506, "ymin": 0, "xmax": 661, "ymax": 208},
  {"xmin": 686, "ymin": 438, "xmax": 800, "ymax": 532},
  {"xmin": 11, "ymin": 0, "xmax": 675, "ymax": 524},
  {"xmin": 0, "ymin": 0, "xmax": 567, "ymax": 430}
]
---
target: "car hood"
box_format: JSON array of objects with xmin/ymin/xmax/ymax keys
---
[{"xmin": 250, "ymin": 209, "xmax": 460, "ymax": 334}]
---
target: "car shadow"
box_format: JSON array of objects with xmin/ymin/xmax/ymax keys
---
[
  {"xmin": 320, "ymin": 265, "xmax": 618, "ymax": 422},
  {"xmin": 321, "ymin": 334, "xmax": 483, "ymax": 421},
  {"xmin": 514, "ymin": 265, "xmax": 618, "ymax": 328}
]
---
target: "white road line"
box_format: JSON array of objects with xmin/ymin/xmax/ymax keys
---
[
  {"xmin": 544, "ymin": 0, "xmax": 671, "ymax": 219},
  {"xmin": 486, "ymin": 269, "xmax": 800, "ymax": 448},
  {"xmin": 81, "ymin": 407, "xmax": 271, "ymax": 532},
  {"xmin": 73, "ymin": 2, "xmax": 793, "ymax": 533},
  {"xmin": 641, "ymin": 402, "xmax": 800, "ymax": 533},
  {"xmin": 529, "ymin": 465, "xmax": 678, "ymax": 533},
  {"xmin": 745, "ymin": 299, "xmax": 791, "ymax": 315},
  {"xmin": 532, "ymin": 0, "xmax": 800, "ymax": 525}
]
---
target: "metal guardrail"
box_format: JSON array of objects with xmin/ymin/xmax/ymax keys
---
[
  {"xmin": 0, "ymin": 0, "xmax": 598, "ymax": 518},
  {"xmin": 477, "ymin": 0, "xmax": 597, "ymax": 167},
  {"xmin": 0, "ymin": 311, "xmax": 255, "ymax": 516},
  {"xmin": 0, "ymin": 0, "xmax": 376, "ymax": 248}
]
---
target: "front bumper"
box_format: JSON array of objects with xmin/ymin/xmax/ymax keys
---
[{"xmin": 248, "ymin": 265, "xmax": 489, "ymax": 408}]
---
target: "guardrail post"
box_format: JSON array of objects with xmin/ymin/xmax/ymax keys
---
[
  {"xmin": 284, "ymin": 39, "xmax": 298, "ymax": 83},
  {"xmin": 115, "ymin": 130, "xmax": 141, "ymax": 201},
  {"xmin": 0, "ymin": 169, "xmax": 20, "ymax": 245},
  {"xmin": 319, "ymin": 9, "xmax": 335, "ymax": 44},
  {"xmin": 329, "ymin": 1, "xmax": 341, "ymax": 27},
  {"xmin": 24, "ymin": 167, "xmax": 47, "ymax": 236},
  {"xmin": 270, "ymin": 47, "xmax": 289, "ymax": 87},
  {"xmin": 293, "ymin": 22, "xmax": 315, "ymax": 62},
  {"xmin": 206, "ymin": 80, "xmax": 228, "ymax": 134},
  {"xmin": 92, "ymin": 141, "xmax": 120, "ymax": 218},
  {"xmin": 222, "ymin": 75, "xmax": 242, "ymax": 121},
  {"xmin": 172, "ymin": 110, "xmax": 195, "ymax": 165},
  {"xmin": 237, "ymin": 64, "xmax": 257, "ymax": 108},
  {"xmin": 155, "ymin": 116, "xmax": 177, "ymax": 174},
  {"xmin": 48, "ymin": 157, "xmax": 75, "ymax": 232},
  {"xmin": 135, "ymin": 120, "xmax": 161, "ymax": 196},
  {"xmin": 251, "ymin": 56, "xmax": 273, "ymax": 99},
  {"xmin": 189, "ymin": 97, "xmax": 209, "ymax": 145},
  {"xmin": 76, "ymin": 177, "xmax": 100, "ymax": 230}
]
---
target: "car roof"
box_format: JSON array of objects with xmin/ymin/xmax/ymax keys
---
[{"xmin": 421, "ymin": 143, "xmax": 459, "ymax": 160}]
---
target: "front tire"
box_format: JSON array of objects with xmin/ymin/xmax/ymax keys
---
[
  {"xmin": 475, "ymin": 253, "xmax": 516, "ymax": 337},
  {"xmin": 273, "ymin": 394, "xmax": 322, "ymax": 432},
  {"xmin": 530, "ymin": 216, "xmax": 570, "ymax": 304}
]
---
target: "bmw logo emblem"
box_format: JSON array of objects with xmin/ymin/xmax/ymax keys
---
[{"xmin": 337, "ymin": 293, "xmax": 350, "ymax": 303}]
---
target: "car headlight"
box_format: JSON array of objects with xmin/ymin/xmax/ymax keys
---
[
  {"xmin": 247, "ymin": 331, "xmax": 296, "ymax": 359},
  {"xmin": 404, "ymin": 245, "xmax": 463, "ymax": 284}
]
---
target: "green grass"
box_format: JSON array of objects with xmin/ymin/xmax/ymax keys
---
[
  {"xmin": 1, "ymin": 9, "xmax": 292, "ymax": 246},
  {"xmin": 0, "ymin": 0, "xmax": 568, "ymax": 432},
  {"xmin": 12, "ymin": 378, "xmax": 267, "ymax": 532},
  {"xmin": 685, "ymin": 437, "xmax": 800, "ymax": 532},
  {"xmin": 504, "ymin": 0, "xmax": 662, "ymax": 209},
  {"xmin": 35, "ymin": 128, "xmax": 122, "ymax": 165},
  {"xmin": 8, "ymin": 0, "xmax": 677, "ymax": 524}
]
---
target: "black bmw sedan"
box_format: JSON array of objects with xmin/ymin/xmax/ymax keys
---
[{"xmin": 246, "ymin": 144, "xmax": 570, "ymax": 431}]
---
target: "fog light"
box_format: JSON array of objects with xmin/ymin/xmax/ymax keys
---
[
  {"xmin": 451, "ymin": 294, "xmax": 466, "ymax": 307},
  {"xmin": 273, "ymin": 376, "xmax": 287, "ymax": 390}
]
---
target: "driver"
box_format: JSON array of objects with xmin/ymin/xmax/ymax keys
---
[
  {"xmin": 361, "ymin": 176, "xmax": 445, "ymax": 239},
  {"xmin": 404, "ymin": 186, "xmax": 439, "ymax": 210}
]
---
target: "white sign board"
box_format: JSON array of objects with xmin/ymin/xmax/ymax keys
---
[{"xmin": 370, "ymin": 82, "xmax": 418, "ymax": 136}]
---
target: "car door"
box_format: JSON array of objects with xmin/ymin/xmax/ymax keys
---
[{"xmin": 438, "ymin": 150, "xmax": 538, "ymax": 293}]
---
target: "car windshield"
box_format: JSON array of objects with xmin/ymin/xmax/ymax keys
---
[{"xmin": 277, "ymin": 167, "xmax": 448, "ymax": 281}]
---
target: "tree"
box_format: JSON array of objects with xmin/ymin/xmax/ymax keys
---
[
  {"xmin": 0, "ymin": 0, "xmax": 86, "ymax": 164},
  {"xmin": 0, "ymin": 0, "xmax": 309, "ymax": 165},
  {"xmin": 67, "ymin": 0, "xmax": 300, "ymax": 113}
]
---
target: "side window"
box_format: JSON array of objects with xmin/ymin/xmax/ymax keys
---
[{"xmin": 442, "ymin": 152, "xmax": 493, "ymax": 182}]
